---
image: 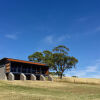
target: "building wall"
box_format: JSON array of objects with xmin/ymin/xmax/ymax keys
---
[
  {"xmin": 10, "ymin": 62, "xmax": 49, "ymax": 76},
  {"xmin": 0, "ymin": 65, "xmax": 7, "ymax": 80},
  {"xmin": 5, "ymin": 63, "xmax": 10, "ymax": 73}
]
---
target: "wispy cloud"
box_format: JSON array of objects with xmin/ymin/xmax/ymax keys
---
[
  {"xmin": 77, "ymin": 17, "xmax": 88, "ymax": 22},
  {"xmin": 43, "ymin": 34, "xmax": 70, "ymax": 44},
  {"xmin": 57, "ymin": 35, "xmax": 70, "ymax": 42},
  {"xmin": 66, "ymin": 59, "xmax": 100, "ymax": 78},
  {"xmin": 86, "ymin": 65, "xmax": 98, "ymax": 73},
  {"xmin": 95, "ymin": 26, "xmax": 100, "ymax": 32},
  {"xmin": 44, "ymin": 35, "xmax": 53, "ymax": 44},
  {"xmin": 83, "ymin": 26, "xmax": 100, "ymax": 36},
  {"xmin": 5, "ymin": 34, "xmax": 18, "ymax": 40}
]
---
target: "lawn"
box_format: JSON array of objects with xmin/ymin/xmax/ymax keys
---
[{"xmin": 0, "ymin": 80, "xmax": 100, "ymax": 100}]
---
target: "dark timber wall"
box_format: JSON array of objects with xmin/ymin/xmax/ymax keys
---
[{"xmin": 10, "ymin": 62, "xmax": 49, "ymax": 76}]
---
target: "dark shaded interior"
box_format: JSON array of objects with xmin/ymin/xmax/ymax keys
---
[
  {"xmin": 10, "ymin": 62, "xmax": 49, "ymax": 76},
  {"xmin": 14, "ymin": 74, "xmax": 20, "ymax": 80},
  {"xmin": 36, "ymin": 75, "xmax": 40, "ymax": 80},
  {"xmin": 6, "ymin": 73, "xmax": 9, "ymax": 80},
  {"xmin": 26, "ymin": 74, "xmax": 31, "ymax": 80}
]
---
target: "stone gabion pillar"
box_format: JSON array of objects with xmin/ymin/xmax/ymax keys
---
[
  {"xmin": 5, "ymin": 75, "xmax": 7, "ymax": 80},
  {"xmin": 8, "ymin": 72, "xmax": 14, "ymax": 80},
  {"xmin": 31, "ymin": 74, "xmax": 36, "ymax": 81},
  {"xmin": 48, "ymin": 75, "xmax": 53, "ymax": 81},
  {"xmin": 40, "ymin": 75, "xmax": 45, "ymax": 81},
  {"xmin": 20, "ymin": 73, "xmax": 26, "ymax": 80}
]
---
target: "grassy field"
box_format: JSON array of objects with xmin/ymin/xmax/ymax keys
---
[
  {"xmin": 0, "ymin": 79, "xmax": 100, "ymax": 100},
  {"xmin": 53, "ymin": 77, "xmax": 100, "ymax": 85}
]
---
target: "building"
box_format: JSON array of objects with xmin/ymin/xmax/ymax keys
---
[{"xmin": 0, "ymin": 58, "xmax": 52, "ymax": 81}]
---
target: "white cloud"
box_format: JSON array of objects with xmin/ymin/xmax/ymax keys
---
[
  {"xmin": 89, "ymin": 74, "xmax": 100, "ymax": 79},
  {"xmin": 5, "ymin": 34, "xmax": 17, "ymax": 40},
  {"xmin": 44, "ymin": 35, "xmax": 53, "ymax": 44},
  {"xmin": 66, "ymin": 59, "xmax": 100, "ymax": 78},
  {"xmin": 86, "ymin": 65, "xmax": 98, "ymax": 72},
  {"xmin": 83, "ymin": 26, "xmax": 100, "ymax": 36},
  {"xmin": 57, "ymin": 35, "xmax": 71, "ymax": 42},
  {"xmin": 95, "ymin": 26, "xmax": 100, "ymax": 32},
  {"xmin": 77, "ymin": 17, "xmax": 88, "ymax": 22},
  {"xmin": 44, "ymin": 34, "xmax": 70, "ymax": 44}
]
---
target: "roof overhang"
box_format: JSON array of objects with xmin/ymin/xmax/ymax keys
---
[{"xmin": 0, "ymin": 58, "xmax": 47, "ymax": 66}]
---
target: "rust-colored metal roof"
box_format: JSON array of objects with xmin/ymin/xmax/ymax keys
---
[{"xmin": 7, "ymin": 58, "xmax": 46, "ymax": 66}]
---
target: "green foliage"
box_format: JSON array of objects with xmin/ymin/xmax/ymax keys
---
[
  {"xmin": 28, "ymin": 52, "xmax": 43, "ymax": 63},
  {"xmin": 53, "ymin": 45, "xmax": 70, "ymax": 54},
  {"xmin": 28, "ymin": 45, "xmax": 78, "ymax": 79},
  {"xmin": 72, "ymin": 76, "xmax": 78, "ymax": 78},
  {"xmin": 49, "ymin": 72, "xmax": 58, "ymax": 76}
]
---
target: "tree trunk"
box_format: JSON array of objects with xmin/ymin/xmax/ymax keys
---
[{"xmin": 60, "ymin": 73, "xmax": 63, "ymax": 79}]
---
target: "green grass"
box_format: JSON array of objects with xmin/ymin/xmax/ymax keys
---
[{"xmin": 0, "ymin": 80, "xmax": 100, "ymax": 100}]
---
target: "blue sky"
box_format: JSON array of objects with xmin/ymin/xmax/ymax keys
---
[{"xmin": 0, "ymin": 0, "xmax": 100, "ymax": 78}]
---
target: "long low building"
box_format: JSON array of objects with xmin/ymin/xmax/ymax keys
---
[{"xmin": 0, "ymin": 58, "xmax": 52, "ymax": 81}]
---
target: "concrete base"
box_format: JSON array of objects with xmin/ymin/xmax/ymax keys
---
[
  {"xmin": 0, "ymin": 66, "xmax": 7, "ymax": 80},
  {"xmin": 20, "ymin": 73, "xmax": 26, "ymax": 80},
  {"xmin": 40, "ymin": 75, "xmax": 45, "ymax": 81},
  {"xmin": 8, "ymin": 72, "xmax": 14, "ymax": 80},
  {"xmin": 5, "ymin": 75, "xmax": 7, "ymax": 80},
  {"xmin": 48, "ymin": 75, "xmax": 53, "ymax": 81},
  {"xmin": 31, "ymin": 74, "xmax": 36, "ymax": 81}
]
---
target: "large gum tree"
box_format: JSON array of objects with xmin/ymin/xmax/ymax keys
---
[{"xmin": 28, "ymin": 45, "xmax": 78, "ymax": 79}]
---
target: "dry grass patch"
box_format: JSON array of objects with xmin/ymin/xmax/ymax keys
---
[
  {"xmin": 0, "ymin": 79, "xmax": 100, "ymax": 100},
  {"xmin": 54, "ymin": 77, "xmax": 100, "ymax": 85}
]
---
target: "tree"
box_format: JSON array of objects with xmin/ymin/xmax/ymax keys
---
[
  {"xmin": 28, "ymin": 45, "xmax": 78, "ymax": 79},
  {"xmin": 28, "ymin": 52, "xmax": 43, "ymax": 63},
  {"xmin": 52, "ymin": 45, "xmax": 78, "ymax": 79}
]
